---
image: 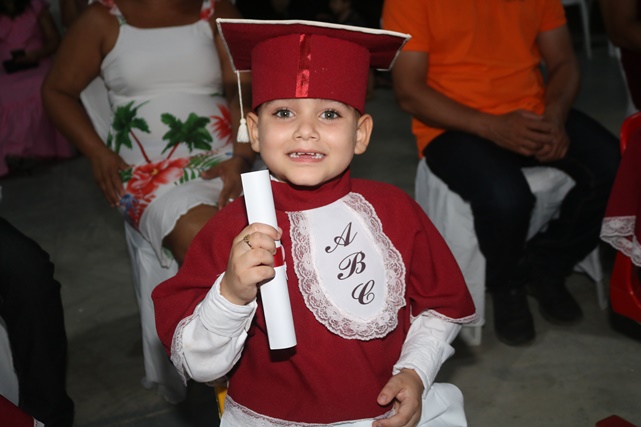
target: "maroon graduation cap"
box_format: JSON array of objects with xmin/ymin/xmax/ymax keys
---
[{"xmin": 216, "ymin": 19, "xmax": 410, "ymax": 115}]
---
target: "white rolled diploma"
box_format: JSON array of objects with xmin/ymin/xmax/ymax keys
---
[{"xmin": 241, "ymin": 170, "xmax": 297, "ymax": 350}]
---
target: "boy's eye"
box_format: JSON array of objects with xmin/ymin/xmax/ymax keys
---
[
  {"xmin": 274, "ymin": 109, "xmax": 292, "ymax": 118},
  {"xmin": 321, "ymin": 110, "xmax": 340, "ymax": 120}
]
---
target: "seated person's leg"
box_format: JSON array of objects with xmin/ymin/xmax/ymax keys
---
[
  {"xmin": 423, "ymin": 131, "xmax": 536, "ymax": 345},
  {"xmin": 523, "ymin": 108, "xmax": 620, "ymax": 324},
  {"xmin": 0, "ymin": 217, "xmax": 74, "ymax": 427},
  {"xmin": 162, "ymin": 204, "xmax": 219, "ymax": 266}
]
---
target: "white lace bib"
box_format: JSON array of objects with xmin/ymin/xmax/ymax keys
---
[{"xmin": 288, "ymin": 193, "xmax": 406, "ymax": 340}]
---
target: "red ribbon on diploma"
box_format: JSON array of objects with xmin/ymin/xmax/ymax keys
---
[{"xmin": 274, "ymin": 246, "xmax": 286, "ymax": 268}]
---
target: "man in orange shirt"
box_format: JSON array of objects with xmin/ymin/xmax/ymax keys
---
[{"xmin": 383, "ymin": 0, "xmax": 620, "ymax": 346}]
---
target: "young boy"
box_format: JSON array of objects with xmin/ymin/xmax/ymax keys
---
[{"xmin": 152, "ymin": 19, "xmax": 476, "ymax": 427}]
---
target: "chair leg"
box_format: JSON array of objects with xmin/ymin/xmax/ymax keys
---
[
  {"xmin": 0, "ymin": 320, "xmax": 19, "ymax": 406},
  {"xmin": 610, "ymin": 252, "xmax": 641, "ymax": 323},
  {"xmin": 574, "ymin": 248, "xmax": 607, "ymax": 309},
  {"xmin": 215, "ymin": 384, "xmax": 227, "ymax": 418}
]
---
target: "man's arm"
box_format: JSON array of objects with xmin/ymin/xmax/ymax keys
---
[
  {"xmin": 391, "ymin": 51, "xmax": 552, "ymax": 156},
  {"xmin": 536, "ymin": 25, "xmax": 580, "ymax": 161},
  {"xmin": 391, "ymin": 51, "xmax": 487, "ymax": 137}
]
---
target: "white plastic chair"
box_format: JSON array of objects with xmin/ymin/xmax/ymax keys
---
[
  {"xmin": 0, "ymin": 318, "xmax": 19, "ymax": 406},
  {"xmin": 80, "ymin": 77, "xmax": 187, "ymax": 402},
  {"xmin": 123, "ymin": 223, "xmax": 185, "ymax": 402},
  {"xmin": 0, "ymin": 188, "xmax": 18, "ymax": 405},
  {"xmin": 562, "ymin": 0, "xmax": 592, "ymax": 59},
  {"xmin": 415, "ymin": 160, "xmax": 605, "ymax": 345}
]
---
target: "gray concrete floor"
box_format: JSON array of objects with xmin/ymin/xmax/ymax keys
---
[{"xmin": 1, "ymin": 43, "xmax": 641, "ymax": 426}]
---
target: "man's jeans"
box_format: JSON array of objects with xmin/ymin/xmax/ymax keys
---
[{"xmin": 423, "ymin": 109, "xmax": 620, "ymax": 291}]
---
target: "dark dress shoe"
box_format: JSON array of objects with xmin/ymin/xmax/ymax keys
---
[
  {"xmin": 492, "ymin": 287, "xmax": 536, "ymax": 346},
  {"xmin": 527, "ymin": 277, "xmax": 583, "ymax": 325}
]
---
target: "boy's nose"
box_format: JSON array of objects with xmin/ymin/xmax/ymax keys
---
[{"xmin": 294, "ymin": 119, "xmax": 319, "ymax": 141}]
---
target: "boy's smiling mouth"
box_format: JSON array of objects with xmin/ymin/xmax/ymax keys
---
[{"xmin": 288, "ymin": 152, "xmax": 325, "ymax": 159}]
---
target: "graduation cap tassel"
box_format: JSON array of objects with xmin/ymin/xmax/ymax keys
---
[{"xmin": 236, "ymin": 70, "xmax": 250, "ymax": 143}]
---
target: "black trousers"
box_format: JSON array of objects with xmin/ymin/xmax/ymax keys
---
[
  {"xmin": 423, "ymin": 109, "xmax": 621, "ymax": 291},
  {"xmin": 0, "ymin": 217, "xmax": 74, "ymax": 427}
]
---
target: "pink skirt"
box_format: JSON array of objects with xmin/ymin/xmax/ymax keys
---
[{"xmin": 0, "ymin": 60, "xmax": 73, "ymax": 176}]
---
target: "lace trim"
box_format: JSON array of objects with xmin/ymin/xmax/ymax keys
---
[
  {"xmin": 170, "ymin": 314, "xmax": 194, "ymax": 385},
  {"xmin": 289, "ymin": 193, "xmax": 406, "ymax": 341},
  {"xmin": 223, "ymin": 395, "xmax": 393, "ymax": 426},
  {"xmin": 424, "ymin": 309, "xmax": 478, "ymax": 325},
  {"xmin": 601, "ymin": 216, "xmax": 641, "ymax": 266},
  {"xmin": 602, "ymin": 216, "xmax": 636, "ymax": 237}
]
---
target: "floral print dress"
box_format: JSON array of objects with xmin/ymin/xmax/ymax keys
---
[{"xmin": 96, "ymin": 0, "xmax": 232, "ymax": 264}]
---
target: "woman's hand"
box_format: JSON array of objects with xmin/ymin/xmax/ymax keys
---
[
  {"xmin": 220, "ymin": 223, "xmax": 281, "ymax": 305},
  {"xmin": 373, "ymin": 369, "xmax": 424, "ymax": 427},
  {"xmin": 201, "ymin": 154, "xmax": 253, "ymax": 208},
  {"xmin": 88, "ymin": 147, "xmax": 128, "ymax": 206}
]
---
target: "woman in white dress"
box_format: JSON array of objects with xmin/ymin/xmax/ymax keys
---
[{"xmin": 41, "ymin": 0, "xmax": 252, "ymax": 403}]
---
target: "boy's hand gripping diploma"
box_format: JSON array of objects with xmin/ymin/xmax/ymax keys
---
[
  {"xmin": 220, "ymin": 223, "xmax": 282, "ymax": 305},
  {"xmin": 241, "ymin": 170, "xmax": 297, "ymax": 350},
  {"xmin": 373, "ymin": 369, "xmax": 424, "ymax": 427}
]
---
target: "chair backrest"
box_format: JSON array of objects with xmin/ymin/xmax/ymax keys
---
[{"xmin": 619, "ymin": 111, "xmax": 641, "ymax": 153}]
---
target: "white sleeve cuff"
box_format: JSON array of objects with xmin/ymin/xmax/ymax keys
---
[
  {"xmin": 198, "ymin": 273, "xmax": 257, "ymax": 337},
  {"xmin": 393, "ymin": 314, "xmax": 461, "ymax": 397},
  {"xmin": 177, "ymin": 274, "xmax": 257, "ymax": 382}
]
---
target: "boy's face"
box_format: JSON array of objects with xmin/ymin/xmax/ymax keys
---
[{"xmin": 247, "ymin": 98, "xmax": 372, "ymax": 187}]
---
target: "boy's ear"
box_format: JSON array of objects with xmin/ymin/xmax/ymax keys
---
[
  {"xmin": 246, "ymin": 111, "xmax": 260, "ymax": 152},
  {"xmin": 354, "ymin": 113, "xmax": 373, "ymax": 155}
]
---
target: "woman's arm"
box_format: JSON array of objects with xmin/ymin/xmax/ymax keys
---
[
  {"xmin": 42, "ymin": 3, "xmax": 113, "ymax": 157},
  {"xmin": 203, "ymin": 0, "xmax": 255, "ymax": 207},
  {"xmin": 42, "ymin": 3, "xmax": 126, "ymax": 206}
]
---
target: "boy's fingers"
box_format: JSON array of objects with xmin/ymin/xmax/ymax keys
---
[
  {"xmin": 237, "ymin": 232, "xmax": 278, "ymax": 254},
  {"xmin": 377, "ymin": 377, "xmax": 401, "ymax": 406},
  {"xmin": 243, "ymin": 264, "xmax": 276, "ymax": 285},
  {"xmin": 244, "ymin": 223, "xmax": 282, "ymax": 240}
]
